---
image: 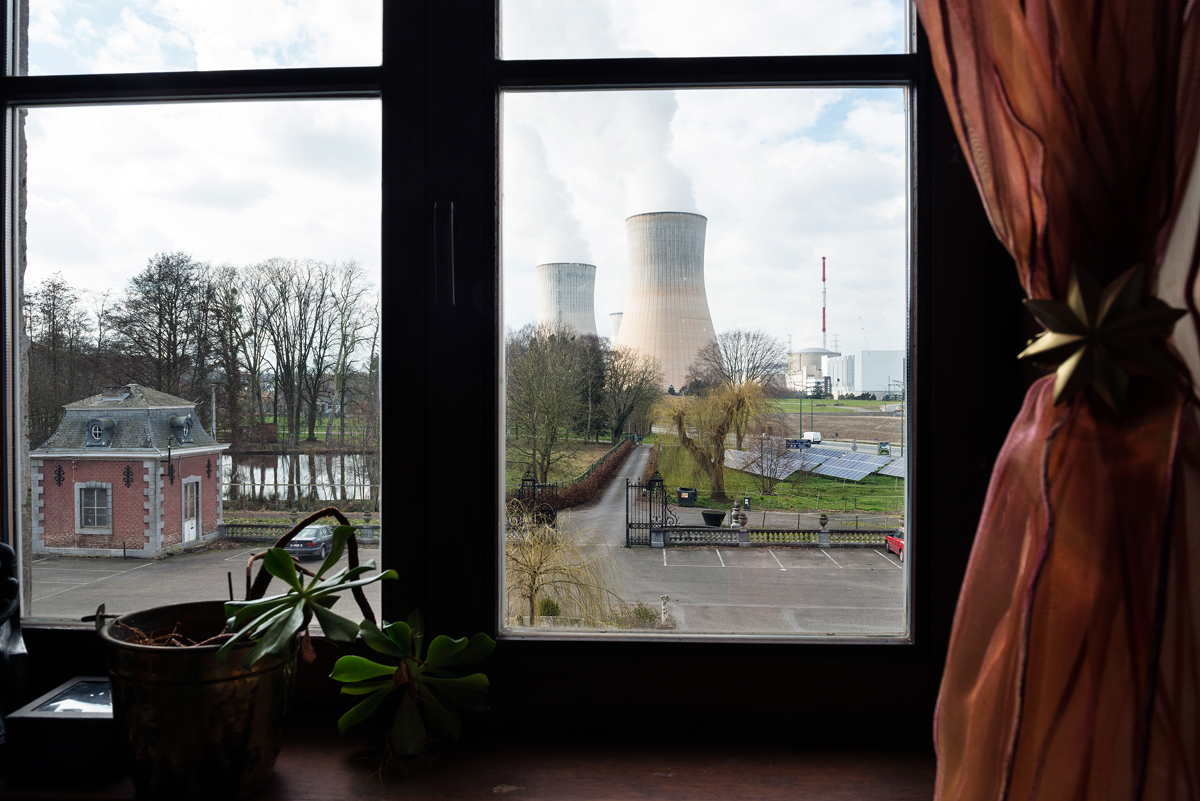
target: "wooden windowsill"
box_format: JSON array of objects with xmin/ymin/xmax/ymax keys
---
[{"xmin": 0, "ymin": 725, "xmax": 936, "ymax": 800}]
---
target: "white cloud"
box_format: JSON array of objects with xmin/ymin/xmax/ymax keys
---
[
  {"xmin": 502, "ymin": 0, "xmax": 905, "ymax": 59},
  {"xmin": 27, "ymin": 0, "xmax": 381, "ymax": 75},
  {"xmin": 24, "ymin": 101, "xmax": 381, "ymax": 293},
  {"xmin": 502, "ymin": 87, "xmax": 908, "ymax": 354}
]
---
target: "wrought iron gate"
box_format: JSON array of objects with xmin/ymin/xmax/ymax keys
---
[{"xmin": 625, "ymin": 470, "xmax": 678, "ymax": 547}]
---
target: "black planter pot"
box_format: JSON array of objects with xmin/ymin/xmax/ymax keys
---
[
  {"xmin": 701, "ymin": 509, "xmax": 726, "ymax": 527},
  {"xmin": 99, "ymin": 600, "xmax": 295, "ymax": 800}
]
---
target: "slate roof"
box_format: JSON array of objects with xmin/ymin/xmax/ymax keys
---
[
  {"xmin": 33, "ymin": 383, "xmax": 223, "ymax": 454},
  {"xmin": 65, "ymin": 384, "xmax": 195, "ymax": 410}
]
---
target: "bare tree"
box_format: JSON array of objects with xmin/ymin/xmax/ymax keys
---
[
  {"xmin": 743, "ymin": 418, "xmax": 793, "ymax": 495},
  {"xmin": 602, "ymin": 345, "xmax": 663, "ymax": 443},
  {"xmin": 25, "ymin": 274, "xmax": 92, "ymax": 446},
  {"xmin": 506, "ymin": 323, "xmax": 586, "ymax": 484},
  {"xmin": 111, "ymin": 252, "xmax": 209, "ymax": 398},
  {"xmin": 238, "ymin": 266, "xmax": 274, "ymax": 445},
  {"xmin": 322, "ymin": 261, "xmax": 372, "ymax": 444},
  {"xmin": 687, "ymin": 329, "xmax": 786, "ymax": 447}
]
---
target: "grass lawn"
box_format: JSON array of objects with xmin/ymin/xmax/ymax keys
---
[
  {"xmin": 655, "ymin": 444, "xmax": 904, "ymax": 514},
  {"xmin": 505, "ymin": 441, "xmax": 618, "ymax": 486}
]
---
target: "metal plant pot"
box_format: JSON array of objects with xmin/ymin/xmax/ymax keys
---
[
  {"xmin": 100, "ymin": 600, "xmax": 295, "ymax": 801},
  {"xmin": 701, "ymin": 509, "xmax": 726, "ymax": 527}
]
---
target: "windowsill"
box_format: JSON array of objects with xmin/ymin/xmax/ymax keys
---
[{"xmin": 0, "ymin": 724, "xmax": 936, "ymax": 800}]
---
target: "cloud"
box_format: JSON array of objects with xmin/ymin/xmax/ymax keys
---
[
  {"xmin": 502, "ymin": 87, "xmax": 908, "ymax": 354},
  {"xmin": 24, "ymin": 101, "xmax": 381, "ymax": 293},
  {"xmin": 503, "ymin": 0, "xmax": 905, "ymax": 59}
]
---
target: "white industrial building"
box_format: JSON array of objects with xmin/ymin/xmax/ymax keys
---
[
  {"xmin": 786, "ymin": 347, "xmax": 839, "ymax": 393},
  {"xmin": 537, "ymin": 262, "xmax": 598, "ymax": 337},
  {"xmin": 825, "ymin": 354, "xmax": 855, "ymax": 397},
  {"xmin": 857, "ymin": 350, "xmax": 906, "ymax": 399}
]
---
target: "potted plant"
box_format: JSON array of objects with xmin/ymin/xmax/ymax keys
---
[{"xmin": 99, "ymin": 507, "xmax": 394, "ymax": 800}]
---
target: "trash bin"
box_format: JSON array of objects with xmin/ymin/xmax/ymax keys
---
[
  {"xmin": 743, "ymin": 496, "xmax": 751, "ymax": 511},
  {"xmin": 677, "ymin": 488, "xmax": 697, "ymax": 507}
]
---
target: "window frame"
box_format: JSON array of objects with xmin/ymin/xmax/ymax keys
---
[
  {"xmin": 75, "ymin": 481, "xmax": 112, "ymax": 535},
  {"xmin": 0, "ymin": 2, "xmax": 1030, "ymax": 736}
]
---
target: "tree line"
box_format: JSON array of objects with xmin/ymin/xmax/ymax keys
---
[
  {"xmin": 24, "ymin": 252, "xmax": 379, "ymax": 451},
  {"xmin": 505, "ymin": 323, "xmax": 663, "ymax": 484}
]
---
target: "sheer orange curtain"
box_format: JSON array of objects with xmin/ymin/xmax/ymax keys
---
[{"xmin": 914, "ymin": 2, "xmax": 1200, "ymax": 799}]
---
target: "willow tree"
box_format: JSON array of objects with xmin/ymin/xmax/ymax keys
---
[
  {"xmin": 505, "ymin": 510, "xmax": 625, "ymax": 626},
  {"xmin": 660, "ymin": 382, "xmax": 767, "ymax": 501}
]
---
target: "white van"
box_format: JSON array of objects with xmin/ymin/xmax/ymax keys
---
[{"xmin": 802, "ymin": 431, "xmax": 822, "ymax": 444}]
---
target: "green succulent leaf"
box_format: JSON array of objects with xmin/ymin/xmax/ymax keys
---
[
  {"xmin": 424, "ymin": 635, "xmax": 469, "ymax": 669},
  {"xmin": 239, "ymin": 603, "xmax": 305, "ymax": 669},
  {"xmin": 337, "ymin": 686, "xmax": 394, "ymax": 735},
  {"xmin": 331, "ymin": 655, "xmax": 399, "ymax": 683},
  {"xmin": 311, "ymin": 603, "xmax": 361, "ymax": 643},
  {"xmin": 312, "ymin": 525, "xmax": 354, "ymax": 582},
  {"xmin": 418, "ymin": 683, "xmax": 463, "ymax": 740},
  {"xmin": 422, "ymin": 674, "xmax": 490, "ymax": 710},
  {"xmin": 384, "ymin": 620, "xmax": 412, "ymax": 655},
  {"xmin": 358, "ymin": 620, "xmax": 406, "ymax": 658},
  {"xmin": 339, "ymin": 679, "xmax": 395, "ymax": 696},
  {"xmin": 390, "ymin": 694, "xmax": 427, "ymax": 757},
  {"xmin": 262, "ymin": 548, "xmax": 303, "ymax": 591},
  {"xmin": 435, "ymin": 633, "xmax": 496, "ymax": 668},
  {"xmin": 407, "ymin": 609, "xmax": 424, "ymax": 659}
]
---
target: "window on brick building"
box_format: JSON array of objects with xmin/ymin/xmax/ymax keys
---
[{"xmin": 77, "ymin": 485, "xmax": 112, "ymax": 534}]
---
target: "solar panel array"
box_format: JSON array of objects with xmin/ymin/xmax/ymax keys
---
[
  {"xmin": 813, "ymin": 460, "xmax": 879, "ymax": 482},
  {"xmin": 724, "ymin": 445, "xmax": 907, "ymax": 483}
]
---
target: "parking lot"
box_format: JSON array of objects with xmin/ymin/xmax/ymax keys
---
[
  {"xmin": 617, "ymin": 546, "xmax": 905, "ymax": 635},
  {"xmin": 29, "ymin": 547, "xmax": 385, "ymax": 624}
]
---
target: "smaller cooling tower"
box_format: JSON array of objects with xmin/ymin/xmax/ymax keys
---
[
  {"xmin": 537, "ymin": 263, "xmax": 598, "ymax": 337},
  {"xmin": 609, "ymin": 312, "xmax": 624, "ymax": 341}
]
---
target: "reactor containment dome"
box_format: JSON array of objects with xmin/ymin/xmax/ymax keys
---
[
  {"xmin": 614, "ymin": 212, "xmax": 716, "ymax": 391},
  {"xmin": 536, "ymin": 262, "xmax": 598, "ymax": 337}
]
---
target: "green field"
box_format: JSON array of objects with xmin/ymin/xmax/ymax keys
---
[{"xmin": 654, "ymin": 443, "xmax": 904, "ymax": 514}]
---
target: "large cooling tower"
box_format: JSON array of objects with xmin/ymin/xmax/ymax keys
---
[
  {"xmin": 536, "ymin": 263, "xmax": 598, "ymax": 337},
  {"xmin": 609, "ymin": 312, "xmax": 623, "ymax": 341},
  {"xmin": 614, "ymin": 212, "xmax": 716, "ymax": 391}
]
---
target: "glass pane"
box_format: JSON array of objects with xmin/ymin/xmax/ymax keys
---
[
  {"xmin": 26, "ymin": 1, "xmax": 381, "ymax": 75},
  {"xmin": 33, "ymin": 680, "xmax": 112, "ymax": 714},
  {"xmin": 501, "ymin": 0, "xmax": 907, "ymax": 60},
  {"xmin": 502, "ymin": 87, "xmax": 909, "ymax": 637},
  {"xmin": 21, "ymin": 100, "xmax": 382, "ymax": 622}
]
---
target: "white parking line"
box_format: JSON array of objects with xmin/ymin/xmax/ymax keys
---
[
  {"xmin": 663, "ymin": 548, "xmax": 667, "ymax": 567},
  {"xmin": 673, "ymin": 602, "xmax": 903, "ymax": 610},
  {"xmin": 33, "ymin": 568, "xmax": 127, "ymax": 573},
  {"xmin": 715, "ymin": 549, "xmax": 725, "ymax": 567},
  {"xmin": 33, "ymin": 561, "xmax": 158, "ymax": 602},
  {"xmin": 874, "ymin": 550, "xmax": 902, "ymax": 568},
  {"xmin": 821, "ymin": 550, "xmax": 842, "ymax": 568},
  {"xmin": 224, "ymin": 550, "xmax": 257, "ymax": 561},
  {"xmin": 768, "ymin": 550, "xmax": 786, "ymax": 571}
]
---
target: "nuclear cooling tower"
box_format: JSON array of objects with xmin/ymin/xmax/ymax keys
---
[
  {"xmin": 536, "ymin": 263, "xmax": 598, "ymax": 337},
  {"xmin": 609, "ymin": 312, "xmax": 623, "ymax": 341},
  {"xmin": 614, "ymin": 212, "xmax": 716, "ymax": 391}
]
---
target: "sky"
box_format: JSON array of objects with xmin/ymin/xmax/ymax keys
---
[{"xmin": 23, "ymin": 0, "xmax": 907, "ymax": 356}]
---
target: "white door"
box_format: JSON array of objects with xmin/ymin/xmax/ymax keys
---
[{"xmin": 183, "ymin": 482, "xmax": 199, "ymax": 542}]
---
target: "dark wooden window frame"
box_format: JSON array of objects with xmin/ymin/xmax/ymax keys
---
[{"xmin": 1, "ymin": 2, "xmax": 1027, "ymax": 743}]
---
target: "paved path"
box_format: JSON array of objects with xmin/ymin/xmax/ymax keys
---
[{"xmin": 564, "ymin": 443, "xmax": 650, "ymax": 547}]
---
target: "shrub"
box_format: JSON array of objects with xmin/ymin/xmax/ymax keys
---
[
  {"xmin": 538, "ymin": 597, "xmax": 562, "ymax": 617},
  {"xmin": 631, "ymin": 601, "xmax": 658, "ymax": 627}
]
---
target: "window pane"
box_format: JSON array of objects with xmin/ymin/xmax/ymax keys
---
[
  {"xmin": 21, "ymin": 100, "xmax": 382, "ymax": 620},
  {"xmin": 502, "ymin": 87, "xmax": 909, "ymax": 637},
  {"xmin": 26, "ymin": 1, "xmax": 381, "ymax": 75},
  {"xmin": 501, "ymin": 0, "xmax": 907, "ymax": 60}
]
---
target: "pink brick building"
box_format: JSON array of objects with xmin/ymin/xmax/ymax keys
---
[{"xmin": 31, "ymin": 384, "xmax": 229, "ymax": 557}]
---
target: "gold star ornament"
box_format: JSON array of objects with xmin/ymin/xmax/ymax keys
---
[{"xmin": 1018, "ymin": 265, "xmax": 1185, "ymax": 413}]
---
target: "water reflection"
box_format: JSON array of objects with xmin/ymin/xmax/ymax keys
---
[{"xmin": 221, "ymin": 453, "xmax": 378, "ymax": 504}]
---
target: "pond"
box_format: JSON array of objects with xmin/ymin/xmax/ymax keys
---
[{"xmin": 220, "ymin": 452, "xmax": 379, "ymax": 505}]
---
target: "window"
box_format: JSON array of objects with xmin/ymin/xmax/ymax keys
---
[
  {"xmin": 76, "ymin": 482, "xmax": 112, "ymax": 534},
  {"xmin": 4, "ymin": 2, "xmax": 1024, "ymax": 732}
]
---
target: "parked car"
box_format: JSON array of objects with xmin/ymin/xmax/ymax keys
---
[
  {"xmin": 885, "ymin": 527, "xmax": 905, "ymax": 562},
  {"xmin": 284, "ymin": 524, "xmax": 335, "ymax": 560}
]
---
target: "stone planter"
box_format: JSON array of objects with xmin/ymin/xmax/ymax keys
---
[{"xmin": 701, "ymin": 509, "xmax": 726, "ymax": 527}]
